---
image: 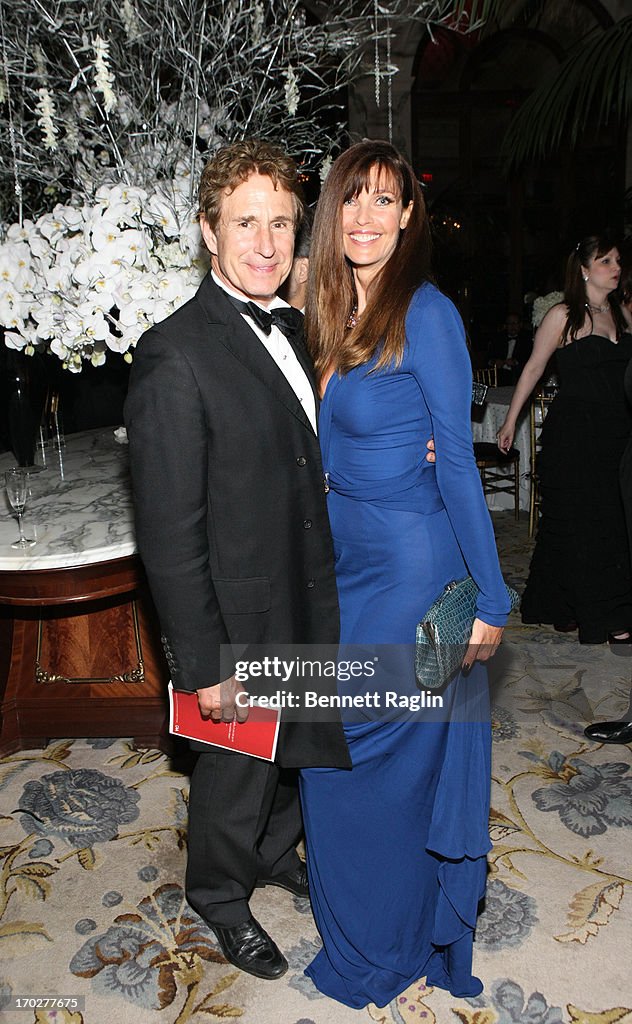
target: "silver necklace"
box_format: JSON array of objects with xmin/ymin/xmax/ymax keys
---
[{"xmin": 586, "ymin": 301, "xmax": 610, "ymax": 314}]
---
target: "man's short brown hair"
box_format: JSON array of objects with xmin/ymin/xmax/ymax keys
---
[{"xmin": 198, "ymin": 139, "xmax": 304, "ymax": 231}]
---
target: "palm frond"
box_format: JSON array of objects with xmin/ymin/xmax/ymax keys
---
[{"xmin": 500, "ymin": 15, "xmax": 632, "ymax": 170}]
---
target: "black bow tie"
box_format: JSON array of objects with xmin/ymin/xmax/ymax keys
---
[{"xmin": 226, "ymin": 294, "xmax": 303, "ymax": 339}]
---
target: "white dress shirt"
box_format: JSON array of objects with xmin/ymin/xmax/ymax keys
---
[{"xmin": 212, "ymin": 271, "xmax": 317, "ymax": 433}]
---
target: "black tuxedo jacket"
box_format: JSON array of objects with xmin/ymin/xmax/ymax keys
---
[
  {"xmin": 489, "ymin": 329, "xmax": 532, "ymax": 368},
  {"xmin": 125, "ymin": 273, "xmax": 350, "ymax": 768}
]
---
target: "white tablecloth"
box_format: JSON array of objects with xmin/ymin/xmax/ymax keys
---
[{"xmin": 471, "ymin": 386, "xmax": 530, "ymax": 510}]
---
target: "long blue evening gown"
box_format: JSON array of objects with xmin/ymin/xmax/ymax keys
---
[{"xmin": 300, "ymin": 283, "xmax": 510, "ymax": 1009}]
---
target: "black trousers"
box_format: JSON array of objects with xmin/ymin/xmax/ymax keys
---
[{"xmin": 185, "ymin": 749, "xmax": 303, "ymax": 927}]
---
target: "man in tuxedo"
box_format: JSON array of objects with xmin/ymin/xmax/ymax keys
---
[
  {"xmin": 125, "ymin": 140, "xmax": 350, "ymax": 981},
  {"xmin": 489, "ymin": 311, "xmax": 532, "ymax": 385}
]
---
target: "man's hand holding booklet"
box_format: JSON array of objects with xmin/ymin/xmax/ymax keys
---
[{"xmin": 168, "ymin": 682, "xmax": 280, "ymax": 761}]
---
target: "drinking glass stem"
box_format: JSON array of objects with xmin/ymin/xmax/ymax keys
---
[{"xmin": 16, "ymin": 511, "xmax": 25, "ymax": 543}]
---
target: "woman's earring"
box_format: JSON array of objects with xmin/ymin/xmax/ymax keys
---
[{"xmin": 583, "ymin": 275, "xmax": 589, "ymax": 282}]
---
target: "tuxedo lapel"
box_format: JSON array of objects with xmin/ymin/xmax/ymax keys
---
[
  {"xmin": 286, "ymin": 326, "xmax": 321, "ymax": 417},
  {"xmin": 196, "ymin": 274, "xmax": 315, "ymax": 433}
]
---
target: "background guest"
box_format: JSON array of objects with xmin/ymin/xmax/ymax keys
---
[
  {"xmin": 497, "ymin": 233, "xmax": 632, "ymax": 644},
  {"xmin": 278, "ymin": 206, "xmax": 312, "ymax": 311},
  {"xmin": 586, "ymin": 245, "xmax": 632, "ymax": 742},
  {"xmin": 488, "ymin": 311, "xmax": 532, "ymax": 385}
]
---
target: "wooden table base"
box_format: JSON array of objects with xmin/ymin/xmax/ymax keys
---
[{"xmin": 0, "ymin": 560, "xmax": 170, "ymax": 756}]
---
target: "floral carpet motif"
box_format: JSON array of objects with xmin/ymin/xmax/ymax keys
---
[{"xmin": 1, "ymin": 512, "xmax": 631, "ymax": 1024}]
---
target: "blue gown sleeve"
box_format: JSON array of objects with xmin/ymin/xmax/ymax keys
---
[{"xmin": 406, "ymin": 286, "xmax": 510, "ymax": 626}]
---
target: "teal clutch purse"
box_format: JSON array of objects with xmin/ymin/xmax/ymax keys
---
[{"xmin": 415, "ymin": 576, "xmax": 519, "ymax": 689}]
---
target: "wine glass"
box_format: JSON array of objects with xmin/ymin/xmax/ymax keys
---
[{"xmin": 5, "ymin": 469, "xmax": 36, "ymax": 549}]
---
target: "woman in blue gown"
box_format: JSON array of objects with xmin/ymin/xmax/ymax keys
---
[{"xmin": 299, "ymin": 140, "xmax": 511, "ymax": 1008}]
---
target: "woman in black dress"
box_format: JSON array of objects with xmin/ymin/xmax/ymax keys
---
[
  {"xmin": 497, "ymin": 233, "xmax": 632, "ymax": 644},
  {"xmin": 586, "ymin": 254, "xmax": 632, "ymax": 741}
]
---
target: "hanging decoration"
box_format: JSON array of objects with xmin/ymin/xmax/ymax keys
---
[
  {"xmin": 0, "ymin": 0, "xmax": 494, "ymax": 371},
  {"xmin": 373, "ymin": 1, "xmax": 394, "ymax": 142},
  {"xmin": 0, "ymin": 0, "xmax": 383, "ymax": 223},
  {"xmin": 0, "ymin": 0, "xmax": 22, "ymax": 225}
]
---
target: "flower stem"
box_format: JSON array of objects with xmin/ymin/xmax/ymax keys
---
[{"xmin": 173, "ymin": 979, "xmax": 201, "ymax": 1024}]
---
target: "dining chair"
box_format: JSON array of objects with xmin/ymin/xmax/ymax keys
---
[
  {"xmin": 473, "ymin": 366, "xmax": 498, "ymax": 388},
  {"xmin": 528, "ymin": 389, "xmax": 557, "ymax": 536},
  {"xmin": 474, "ymin": 440, "xmax": 520, "ymax": 519}
]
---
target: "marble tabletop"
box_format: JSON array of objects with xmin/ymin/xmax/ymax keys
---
[{"xmin": 0, "ymin": 428, "xmax": 136, "ymax": 571}]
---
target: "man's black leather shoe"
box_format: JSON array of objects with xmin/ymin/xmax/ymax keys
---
[
  {"xmin": 257, "ymin": 861, "xmax": 309, "ymax": 898},
  {"xmin": 211, "ymin": 916, "xmax": 288, "ymax": 980},
  {"xmin": 584, "ymin": 720, "xmax": 632, "ymax": 744}
]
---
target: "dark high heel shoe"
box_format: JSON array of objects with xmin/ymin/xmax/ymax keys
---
[
  {"xmin": 579, "ymin": 630, "xmax": 632, "ymax": 649},
  {"xmin": 608, "ymin": 632, "xmax": 632, "ymax": 655},
  {"xmin": 584, "ymin": 720, "xmax": 632, "ymax": 744}
]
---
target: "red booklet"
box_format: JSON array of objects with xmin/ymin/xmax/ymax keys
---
[{"xmin": 168, "ymin": 683, "xmax": 280, "ymax": 761}]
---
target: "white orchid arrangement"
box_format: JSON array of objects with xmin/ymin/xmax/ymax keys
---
[
  {"xmin": 532, "ymin": 291, "xmax": 564, "ymax": 328},
  {"xmin": 0, "ymin": 175, "xmax": 206, "ymax": 371}
]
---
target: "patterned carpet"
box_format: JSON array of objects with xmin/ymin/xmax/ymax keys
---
[{"xmin": 1, "ymin": 511, "xmax": 631, "ymax": 1024}]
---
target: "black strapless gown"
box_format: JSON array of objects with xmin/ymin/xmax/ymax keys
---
[{"xmin": 521, "ymin": 334, "xmax": 632, "ymax": 643}]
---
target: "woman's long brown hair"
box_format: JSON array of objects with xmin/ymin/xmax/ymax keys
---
[
  {"xmin": 562, "ymin": 233, "xmax": 627, "ymax": 345},
  {"xmin": 305, "ymin": 140, "xmax": 432, "ymax": 379}
]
